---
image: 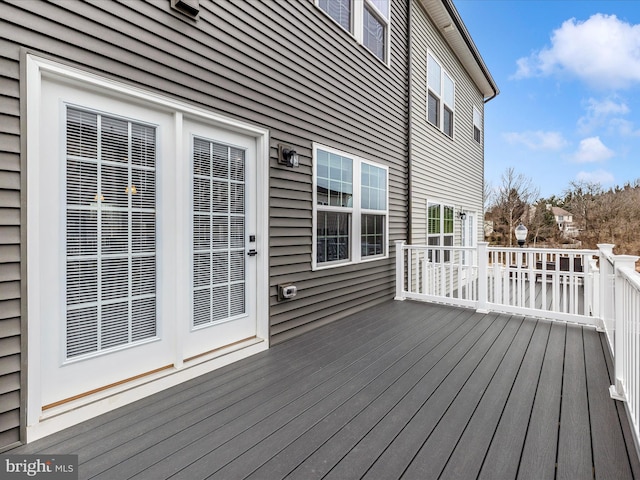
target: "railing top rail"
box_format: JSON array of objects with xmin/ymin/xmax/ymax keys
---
[
  {"xmin": 618, "ymin": 265, "xmax": 640, "ymax": 292},
  {"xmin": 401, "ymin": 244, "xmax": 477, "ymax": 252},
  {"xmin": 486, "ymin": 246, "xmax": 599, "ymax": 255}
]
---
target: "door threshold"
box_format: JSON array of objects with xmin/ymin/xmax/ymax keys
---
[{"xmin": 27, "ymin": 337, "xmax": 267, "ymax": 443}]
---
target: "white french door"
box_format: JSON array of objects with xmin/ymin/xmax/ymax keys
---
[
  {"xmin": 31, "ymin": 65, "xmax": 263, "ymax": 417},
  {"xmin": 182, "ymin": 119, "xmax": 257, "ymax": 360}
]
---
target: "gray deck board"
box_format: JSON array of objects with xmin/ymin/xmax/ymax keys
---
[
  {"xmin": 584, "ymin": 327, "xmax": 634, "ymax": 480},
  {"xmin": 10, "ymin": 300, "xmax": 639, "ymax": 480},
  {"xmin": 400, "ymin": 316, "xmax": 529, "ymax": 479},
  {"xmin": 517, "ymin": 321, "xmax": 566, "ymax": 480},
  {"xmin": 556, "ymin": 325, "xmax": 592, "ymax": 480},
  {"xmin": 435, "ymin": 317, "xmax": 537, "ymax": 480},
  {"xmin": 476, "ymin": 320, "xmax": 551, "ymax": 480}
]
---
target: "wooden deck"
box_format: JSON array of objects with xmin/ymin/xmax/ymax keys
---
[{"xmin": 12, "ymin": 300, "xmax": 640, "ymax": 479}]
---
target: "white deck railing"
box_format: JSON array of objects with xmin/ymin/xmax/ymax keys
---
[
  {"xmin": 608, "ymin": 253, "xmax": 640, "ymax": 458},
  {"xmin": 395, "ymin": 241, "xmax": 599, "ymax": 325},
  {"xmin": 395, "ymin": 240, "xmax": 640, "ymax": 456}
]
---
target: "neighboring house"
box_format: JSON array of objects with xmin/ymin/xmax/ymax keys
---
[
  {"xmin": 550, "ymin": 206, "xmax": 579, "ymax": 237},
  {"xmin": 0, "ymin": 0, "xmax": 495, "ymax": 449},
  {"xmin": 408, "ymin": 0, "xmax": 498, "ymax": 256}
]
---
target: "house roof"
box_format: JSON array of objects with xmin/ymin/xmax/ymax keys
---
[
  {"xmin": 551, "ymin": 206, "xmax": 572, "ymax": 217},
  {"xmin": 419, "ymin": 0, "xmax": 499, "ymax": 102}
]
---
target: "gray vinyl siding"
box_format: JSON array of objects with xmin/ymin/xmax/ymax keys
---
[
  {"xmin": 0, "ymin": 0, "xmax": 408, "ymax": 447},
  {"xmin": 0, "ymin": 34, "xmax": 21, "ymax": 451},
  {"xmin": 410, "ymin": 0, "xmax": 484, "ymax": 245}
]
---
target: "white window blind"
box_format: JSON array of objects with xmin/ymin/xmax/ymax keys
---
[
  {"xmin": 66, "ymin": 107, "xmax": 157, "ymax": 359},
  {"xmin": 193, "ymin": 138, "xmax": 246, "ymax": 327}
]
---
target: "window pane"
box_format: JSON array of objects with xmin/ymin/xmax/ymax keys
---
[
  {"xmin": 361, "ymin": 163, "xmax": 387, "ymax": 210},
  {"xmin": 428, "ymin": 92, "xmax": 440, "ymax": 127},
  {"xmin": 474, "ymin": 126, "xmax": 481, "ymax": 143},
  {"xmin": 473, "ymin": 106, "xmax": 481, "ymax": 128},
  {"xmin": 361, "ymin": 214, "xmax": 385, "ymax": 257},
  {"xmin": 427, "ymin": 236, "xmax": 440, "ymax": 262},
  {"xmin": 444, "ymin": 206, "xmax": 454, "ymax": 233},
  {"xmin": 363, "ymin": 5, "xmax": 385, "ymax": 61},
  {"xmin": 427, "ymin": 54, "xmax": 441, "ymax": 93},
  {"xmin": 443, "ymin": 72, "xmax": 454, "ymax": 107},
  {"xmin": 443, "ymin": 106, "xmax": 453, "ymax": 137},
  {"xmin": 319, "ymin": 0, "xmax": 351, "ymax": 31},
  {"xmin": 444, "ymin": 234, "xmax": 453, "ymax": 262},
  {"xmin": 428, "ymin": 204, "xmax": 441, "ymax": 234},
  {"xmin": 316, "ymin": 150, "xmax": 353, "ymax": 207},
  {"xmin": 317, "ymin": 211, "xmax": 351, "ymax": 263},
  {"xmin": 369, "ymin": 0, "xmax": 389, "ymax": 19}
]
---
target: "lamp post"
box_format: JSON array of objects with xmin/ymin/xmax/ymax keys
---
[{"xmin": 515, "ymin": 222, "xmax": 528, "ymax": 248}]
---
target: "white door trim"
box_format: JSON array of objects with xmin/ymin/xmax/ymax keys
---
[{"xmin": 26, "ymin": 55, "xmax": 270, "ymax": 439}]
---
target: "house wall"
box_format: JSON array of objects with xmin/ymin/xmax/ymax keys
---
[
  {"xmin": 0, "ymin": 0, "xmax": 409, "ymax": 449},
  {"xmin": 409, "ymin": 0, "xmax": 485, "ymax": 245}
]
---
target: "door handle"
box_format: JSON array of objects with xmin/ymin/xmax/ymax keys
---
[{"xmin": 247, "ymin": 249, "xmax": 257, "ymax": 257}]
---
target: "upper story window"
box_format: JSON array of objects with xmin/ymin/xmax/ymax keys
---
[
  {"xmin": 317, "ymin": 0, "xmax": 390, "ymax": 63},
  {"xmin": 473, "ymin": 106, "xmax": 482, "ymax": 143},
  {"xmin": 427, "ymin": 52, "xmax": 455, "ymax": 137},
  {"xmin": 313, "ymin": 144, "xmax": 389, "ymax": 269}
]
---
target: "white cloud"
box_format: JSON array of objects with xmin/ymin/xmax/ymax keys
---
[
  {"xmin": 503, "ymin": 130, "xmax": 569, "ymax": 150},
  {"xmin": 513, "ymin": 14, "xmax": 640, "ymax": 89},
  {"xmin": 577, "ymin": 97, "xmax": 629, "ymax": 133},
  {"xmin": 608, "ymin": 118, "xmax": 640, "ymax": 137},
  {"xmin": 570, "ymin": 136, "xmax": 614, "ymax": 163},
  {"xmin": 576, "ymin": 169, "xmax": 615, "ymax": 185}
]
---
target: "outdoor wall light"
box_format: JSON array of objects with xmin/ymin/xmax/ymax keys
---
[
  {"xmin": 515, "ymin": 222, "xmax": 528, "ymax": 247},
  {"xmin": 458, "ymin": 211, "xmax": 467, "ymax": 221},
  {"xmin": 278, "ymin": 144, "xmax": 299, "ymax": 168}
]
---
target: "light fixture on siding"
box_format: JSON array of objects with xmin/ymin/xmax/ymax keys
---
[
  {"xmin": 278, "ymin": 144, "xmax": 299, "ymax": 168},
  {"xmin": 458, "ymin": 211, "xmax": 466, "ymax": 220}
]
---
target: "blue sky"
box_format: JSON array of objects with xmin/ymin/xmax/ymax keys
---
[{"xmin": 454, "ymin": 0, "xmax": 640, "ymax": 199}]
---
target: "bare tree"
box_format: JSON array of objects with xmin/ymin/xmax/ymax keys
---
[
  {"xmin": 490, "ymin": 167, "xmax": 540, "ymax": 246},
  {"xmin": 528, "ymin": 200, "xmax": 558, "ymax": 246},
  {"xmin": 563, "ymin": 180, "xmax": 602, "ymax": 244}
]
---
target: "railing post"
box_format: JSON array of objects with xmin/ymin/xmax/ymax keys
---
[
  {"xmin": 598, "ymin": 244, "xmax": 615, "ymax": 337},
  {"xmin": 395, "ymin": 240, "xmax": 405, "ymax": 301},
  {"xmin": 610, "ymin": 254, "xmax": 639, "ymax": 401},
  {"xmin": 589, "ymin": 258, "xmax": 600, "ymax": 322},
  {"xmin": 477, "ymin": 242, "xmax": 489, "ymax": 313}
]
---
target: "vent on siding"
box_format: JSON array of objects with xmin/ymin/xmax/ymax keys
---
[
  {"xmin": 66, "ymin": 107, "xmax": 157, "ymax": 359},
  {"xmin": 170, "ymin": 0, "xmax": 199, "ymax": 18},
  {"xmin": 193, "ymin": 138, "xmax": 246, "ymax": 328}
]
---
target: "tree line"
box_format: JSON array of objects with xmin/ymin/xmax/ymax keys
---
[{"xmin": 485, "ymin": 167, "xmax": 640, "ymax": 257}]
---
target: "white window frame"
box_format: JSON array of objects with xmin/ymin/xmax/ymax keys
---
[
  {"xmin": 427, "ymin": 200, "xmax": 455, "ymax": 263},
  {"xmin": 316, "ymin": 0, "xmax": 391, "ymax": 65},
  {"xmin": 473, "ymin": 105, "xmax": 482, "ymax": 144},
  {"xmin": 427, "ymin": 51, "xmax": 455, "ymax": 138},
  {"xmin": 312, "ymin": 143, "xmax": 389, "ymax": 270}
]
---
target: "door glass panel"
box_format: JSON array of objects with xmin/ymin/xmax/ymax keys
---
[
  {"xmin": 65, "ymin": 107, "xmax": 157, "ymax": 359},
  {"xmin": 193, "ymin": 138, "xmax": 246, "ymax": 327}
]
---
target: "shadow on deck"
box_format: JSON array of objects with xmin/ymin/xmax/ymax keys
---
[{"xmin": 11, "ymin": 301, "xmax": 640, "ymax": 479}]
